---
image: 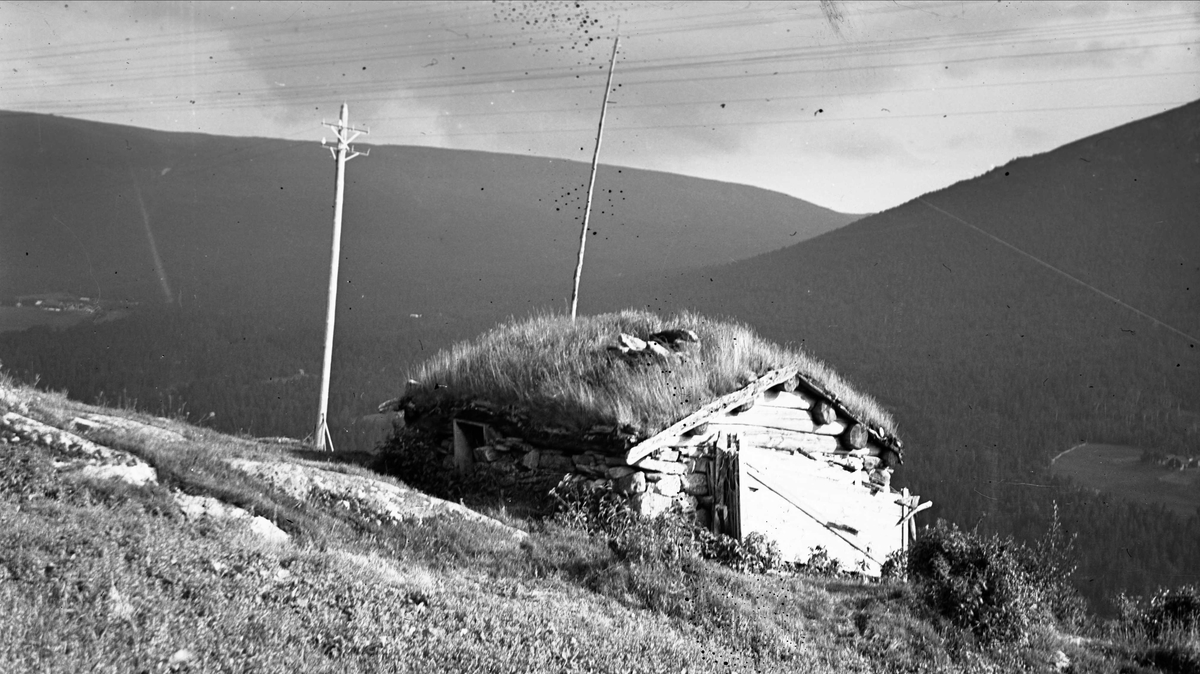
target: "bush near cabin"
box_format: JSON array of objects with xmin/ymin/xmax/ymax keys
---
[{"xmin": 906, "ymin": 516, "xmax": 1086, "ymax": 647}]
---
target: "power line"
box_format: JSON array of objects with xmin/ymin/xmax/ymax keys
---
[
  {"xmin": 16, "ymin": 36, "xmax": 1195, "ymax": 119},
  {"xmin": 6, "ymin": 10, "xmax": 1189, "ymax": 93},
  {"xmin": 917, "ymin": 198, "xmax": 1200, "ymax": 347}
]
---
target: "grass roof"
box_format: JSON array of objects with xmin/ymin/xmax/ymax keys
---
[{"xmin": 404, "ymin": 309, "xmax": 897, "ymax": 440}]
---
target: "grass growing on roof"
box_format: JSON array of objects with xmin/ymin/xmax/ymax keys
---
[{"xmin": 405, "ymin": 309, "xmax": 896, "ymax": 438}]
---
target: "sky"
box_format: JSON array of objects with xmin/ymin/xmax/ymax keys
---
[{"xmin": 2, "ymin": 0, "xmax": 1198, "ymax": 213}]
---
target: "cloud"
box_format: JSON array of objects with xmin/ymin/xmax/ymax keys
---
[{"xmin": 813, "ymin": 128, "xmax": 911, "ymax": 161}]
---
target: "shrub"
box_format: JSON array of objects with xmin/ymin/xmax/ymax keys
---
[
  {"xmin": 907, "ymin": 520, "xmax": 1050, "ymax": 646},
  {"xmin": 1143, "ymin": 585, "xmax": 1200, "ymax": 638},
  {"xmin": 1114, "ymin": 586, "xmax": 1200, "ymax": 674},
  {"xmin": 695, "ymin": 529, "xmax": 783, "ymax": 574},
  {"xmin": 880, "ymin": 549, "xmax": 907, "ymax": 582},
  {"xmin": 551, "ymin": 476, "xmax": 782, "ymax": 574},
  {"xmin": 549, "ymin": 475, "xmax": 634, "ymax": 536},
  {"xmin": 799, "ymin": 545, "xmax": 843, "ymax": 578},
  {"xmin": 550, "ymin": 476, "xmax": 694, "ymax": 567},
  {"xmin": 1119, "ymin": 585, "xmax": 1200, "ymax": 641},
  {"xmin": 1030, "ymin": 504, "xmax": 1089, "ymax": 630},
  {"xmin": 907, "ymin": 507, "xmax": 1087, "ymax": 647}
]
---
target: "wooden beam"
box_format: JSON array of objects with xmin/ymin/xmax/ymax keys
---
[
  {"xmin": 631, "ymin": 458, "xmax": 688, "ymax": 474},
  {"xmin": 812, "ymin": 400, "xmax": 837, "ymax": 426},
  {"xmin": 713, "ymin": 418, "xmax": 814, "ymax": 434},
  {"xmin": 625, "ymin": 367, "xmax": 798, "ymax": 465},
  {"xmin": 723, "ymin": 405, "xmax": 813, "ymax": 424},
  {"xmin": 759, "ymin": 389, "xmax": 815, "ymax": 409},
  {"xmin": 711, "ymin": 418, "xmax": 848, "ymax": 436},
  {"xmin": 843, "ymin": 423, "xmax": 869, "ymax": 450},
  {"xmin": 897, "ymin": 499, "xmax": 932, "ymax": 527},
  {"xmin": 705, "ymin": 426, "xmax": 840, "ymax": 453},
  {"xmin": 787, "ymin": 370, "xmax": 904, "ymax": 460}
]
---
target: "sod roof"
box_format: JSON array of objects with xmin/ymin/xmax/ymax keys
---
[{"xmin": 402, "ymin": 310, "xmax": 898, "ymax": 442}]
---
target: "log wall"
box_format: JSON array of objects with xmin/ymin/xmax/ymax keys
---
[{"xmin": 413, "ymin": 380, "xmax": 919, "ymax": 574}]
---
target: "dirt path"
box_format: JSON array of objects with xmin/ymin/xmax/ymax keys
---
[{"xmin": 1050, "ymin": 443, "xmax": 1088, "ymax": 465}]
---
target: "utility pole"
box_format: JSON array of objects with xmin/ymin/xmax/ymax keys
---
[
  {"xmin": 314, "ymin": 103, "xmax": 368, "ymax": 451},
  {"xmin": 569, "ymin": 30, "xmax": 620, "ymax": 321}
]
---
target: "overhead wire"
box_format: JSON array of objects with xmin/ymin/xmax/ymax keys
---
[
  {"xmin": 24, "ymin": 34, "xmax": 1195, "ymax": 119},
  {"xmin": 5, "ymin": 9, "xmax": 1189, "ymax": 94},
  {"xmin": 917, "ymin": 198, "xmax": 1200, "ymax": 347},
  {"xmin": 5, "ymin": 4, "xmax": 1195, "ymax": 176},
  {"xmin": 12, "ymin": 5, "xmax": 1193, "ymax": 106}
]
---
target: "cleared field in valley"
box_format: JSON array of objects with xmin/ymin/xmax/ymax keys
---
[
  {"xmin": 1052, "ymin": 444, "xmax": 1199, "ymax": 518},
  {"xmin": 0, "ymin": 307, "xmax": 92, "ymax": 334}
]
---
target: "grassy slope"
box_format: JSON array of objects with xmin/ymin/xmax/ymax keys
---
[
  {"xmin": 405, "ymin": 309, "xmax": 896, "ymax": 438},
  {"xmin": 3, "ymin": 377, "xmax": 1160, "ymax": 674}
]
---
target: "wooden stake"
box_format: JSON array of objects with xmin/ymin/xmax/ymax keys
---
[{"xmin": 569, "ymin": 31, "xmax": 620, "ymax": 321}]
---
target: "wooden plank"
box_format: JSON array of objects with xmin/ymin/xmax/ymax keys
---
[
  {"xmin": 897, "ymin": 500, "xmax": 932, "ymax": 527},
  {"xmin": 711, "ymin": 442, "xmax": 740, "ymax": 538},
  {"xmin": 625, "ymin": 367, "xmax": 798, "ymax": 465},
  {"xmin": 452, "ymin": 421, "xmax": 475, "ymax": 473},
  {"xmin": 724, "ymin": 405, "xmax": 813, "ymax": 425},
  {"xmin": 632, "ymin": 458, "xmax": 688, "ymax": 474},
  {"xmin": 836, "ymin": 445, "xmax": 883, "ymax": 458},
  {"xmin": 715, "ymin": 417, "xmax": 814, "ymax": 434},
  {"xmin": 707, "ymin": 425, "xmax": 839, "ymax": 453},
  {"xmin": 713, "ymin": 417, "xmax": 847, "ymax": 436},
  {"xmin": 759, "ymin": 389, "xmax": 814, "ymax": 409},
  {"xmin": 812, "ymin": 420, "xmax": 848, "ymax": 436},
  {"xmin": 651, "ymin": 431, "xmax": 718, "ymax": 448}
]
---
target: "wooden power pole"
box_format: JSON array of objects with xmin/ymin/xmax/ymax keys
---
[
  {"xmin": 315, "ymin": 103, "xmax": 368, "ymax": 451},
  {"xmin": 569, "ymin": 30, "xmax": 620, "ymax": 321}
]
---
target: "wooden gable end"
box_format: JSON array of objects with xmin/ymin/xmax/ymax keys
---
[{"xmin": 626, "ymin": 368, "xmax": 900, "ymax": 470}]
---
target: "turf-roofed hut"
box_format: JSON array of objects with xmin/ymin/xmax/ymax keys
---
[{"xmin": 384, "ymin": 310, "xmax": 930, "ymax": 575}]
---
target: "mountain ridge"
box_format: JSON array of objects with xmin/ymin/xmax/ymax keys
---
[{"xmin": 0, "ymin": 109, "xmax": 860, "ymax": 322}]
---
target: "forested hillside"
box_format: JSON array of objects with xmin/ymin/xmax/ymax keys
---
[{"xmin": 0, "ymin": 111, "xmax": 856, "ymax": 319}]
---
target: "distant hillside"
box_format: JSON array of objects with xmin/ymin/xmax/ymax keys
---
[
  {"xmin": 592, "ymin": 100, "xmax": 1200, "ymax": 609},
  {"xmin": 0, "ymin": 111, "xmax": 857, "ymax": 323}
]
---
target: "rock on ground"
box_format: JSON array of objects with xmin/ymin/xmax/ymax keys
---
[
  {"xmin": 174, "ymin": 492, "xmax": 290, "ymax": 545},
  {"xmin": 230, "ymin": 459, "xmax": 526, "ymax": 540}
]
